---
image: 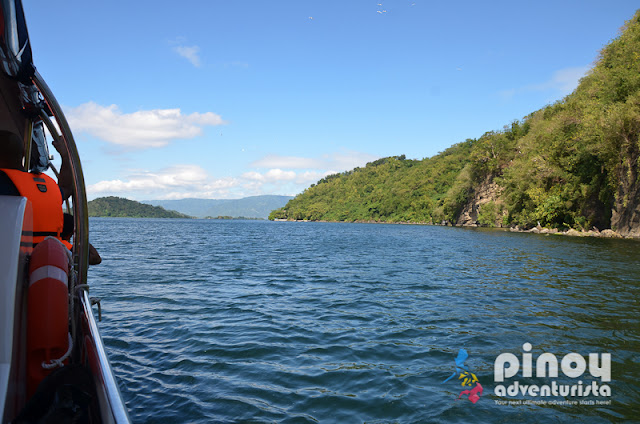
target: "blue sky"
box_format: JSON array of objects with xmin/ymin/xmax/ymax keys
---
[{"xmin": 22, "ymin": 1, "xmax": 639, "ymax": 201}]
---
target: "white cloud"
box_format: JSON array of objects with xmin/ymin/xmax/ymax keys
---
[
  {"xmin": 250, "ymin": 150, "xmax": 379, "ymax": 172},
  {"xmin": 530, "ymin": 66, "xmax": 591, "ymax": 95},
  {"xmin": 296, "ymin": 170, "xmax": 333, "ymax": 184},
  {"xmin": 87, "ymin": 150, "xmax": 380, "ymax": 200},
  {"xmin": 233, "ymin": 169, "xmax": 330, "ymax": 198},
  {"xmin": 251, "ymin": 155, "xmax": 323, "ymax": 169},
  {"xmin": 240, "ymin": 171, "xmax": 265, "ymax": 181},
  {"xmin": 169, "ymin": 37, "xmax": 202, "ymax": 67},
  {"xmin": 240, "ymin": 168, "xmax": 300, "ymax": 182},
  {"xmin": 328, "ymin": 151, "xmax": 379, "ymax": 172},
  {"xmin": 174, "ymin": 45, "xmax": 202, "ymax": 67},
  {"xmin": 499, "ymin": 65, "xmax": 590, "ymax": 100},
  {"xmin": 87, "ymin": 165, "xmax": 240, "ymax": 199},
  {"xmin": 265, "ymin": 169, "xmax": 297, "ymax": 181},
  {"xmin": 87, "ymin": 165, "xmax": 321, "ymax": 200},
  {"xmin": 239, "ymin": 150, "xmax": 378, "ymax": 195},
  {"xmin": 66, "ymin": 102, "xmax": 225, "ymax": 148}
]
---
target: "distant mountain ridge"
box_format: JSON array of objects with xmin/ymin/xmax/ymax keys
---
[{"xmin": 143, "ymin": 195, "xmax": 293, "ymax": 219}]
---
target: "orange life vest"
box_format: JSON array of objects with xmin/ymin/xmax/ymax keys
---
[{"xmin": 1, "ymin": 168, "xmax": 63, "ymax": 245}]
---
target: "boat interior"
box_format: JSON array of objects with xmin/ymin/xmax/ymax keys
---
[{"xmin": 0, "ymin": 1, "xmax": 129, "ymax": 422}]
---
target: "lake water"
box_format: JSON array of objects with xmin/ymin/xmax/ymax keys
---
[{"xmin": 87, "ymin": 218, "xmax": 639, "ymax": 423}]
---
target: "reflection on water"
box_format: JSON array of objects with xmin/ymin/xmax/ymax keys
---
[{"xmin": 88, "ymin": 219, "xmax": 640, "ymax": 423}]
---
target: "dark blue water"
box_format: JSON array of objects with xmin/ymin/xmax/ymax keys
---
[{"xmin": 87, "ymin": 218, "xmax": 640, "ymax": 423}]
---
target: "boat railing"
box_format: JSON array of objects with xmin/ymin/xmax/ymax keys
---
[{"xmin": 80, "ymin": 290, "xmax": 131, "ymax": 423}]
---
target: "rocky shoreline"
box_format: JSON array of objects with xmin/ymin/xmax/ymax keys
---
[
  {"xmin": 508, "ymin": 226, "xmax": 634, "ymax": 239},
  {"xmin": 276, "ymin": 218, "xmax": 638, "ymax": 239}
]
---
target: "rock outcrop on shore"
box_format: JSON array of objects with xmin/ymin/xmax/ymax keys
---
[
  {"xmin": 508, "ymin": 226, "xmax": 628, "ymax": 239},
  {"xmin": 456, "ymin": 176, "xmax": 505, "ymax": 227}
]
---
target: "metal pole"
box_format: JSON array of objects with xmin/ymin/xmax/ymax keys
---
[{"xmin": 23, "ymin": 120, "xmax": 32, "ymax": 170}]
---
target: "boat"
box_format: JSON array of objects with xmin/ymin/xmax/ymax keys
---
[{"xmin": 0, "ymin": 0, "xmax": 130, "ymax": 422}]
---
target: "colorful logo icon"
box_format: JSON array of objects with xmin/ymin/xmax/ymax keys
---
[{"xmin": 443, "ymin": 348, "xmax": 483, "ymax": 404}]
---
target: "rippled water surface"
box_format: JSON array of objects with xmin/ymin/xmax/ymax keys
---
[{"xmin": 87, "ymin": 218, "xmax": 640, "ymax": 423}]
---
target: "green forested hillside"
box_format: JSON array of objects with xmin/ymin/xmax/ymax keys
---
[
  {"xmin": 271, "ymin": 10, "xmax": 640, "ymax": 235},
  {"xmin": 271, "ymin": 148, "xmax": 473, "ymax": 223},
  {"xmin": 88, "ymin": 196, "xmax": 191, "ymax": 218}
]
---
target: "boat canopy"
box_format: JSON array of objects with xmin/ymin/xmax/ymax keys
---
[
  {"xmin": 0, "ymin": 0, "xmax": 52, "ymax": 173},
  {"xmin": 0, "ymin": 0, "xmax": 34, "ymax": 82}
]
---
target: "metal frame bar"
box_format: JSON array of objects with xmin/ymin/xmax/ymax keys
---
[{"xmin": 80, "ymin": 290, "xmax": 131, "ymax": 423}]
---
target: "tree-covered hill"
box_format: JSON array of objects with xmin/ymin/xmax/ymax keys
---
[
  {"xmin": 270, "ymin": 10, "xmax": 640, "ymax": 237},
  {"xmin": 88, "ymin": 196, "xmax": 192, "ymax": 218},
  {"xmin": 270, "ymin": 149, "xmax": 473, "ymax": 223}
]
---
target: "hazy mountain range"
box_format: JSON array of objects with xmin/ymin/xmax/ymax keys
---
[{"xmin": 142, "ymin": 195, "xmax": 293, "ymax": 219}]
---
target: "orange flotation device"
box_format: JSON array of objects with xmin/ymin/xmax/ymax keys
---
[
  {"xmin": 1, "ymin": 168, "xmax": 63, "ymax": 245},
  {"xmin": 26, "ymin": 237, "xmax": 71, "ymax": 397}
]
